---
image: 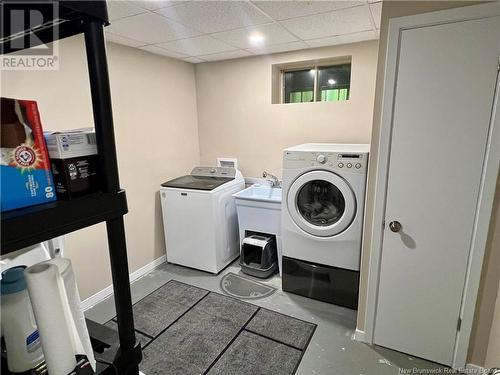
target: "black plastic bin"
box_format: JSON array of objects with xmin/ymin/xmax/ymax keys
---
[{"xmin": 239, "ymin": 234, "xmax": 278, "ymax": 279}]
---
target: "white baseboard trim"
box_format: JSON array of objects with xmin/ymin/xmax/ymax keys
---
[
  {"xmin": 353, "ymin": 328, "xmax": 367, "ymax": 342},
  {"xmin": 81, "ymin": 255, "xmax": 167, "ymax": 311},
  {"xmin": 81, "ymin": 283, "xmax": 114, "ymax": 312},
  {"xmin": 465, "ymin": 363, "xmax": 488, "ymax": 374}
]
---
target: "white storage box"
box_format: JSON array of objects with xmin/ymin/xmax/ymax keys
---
[{"xmin": 44, "ymin": 128, "xmax": 97, "ymax": 159}]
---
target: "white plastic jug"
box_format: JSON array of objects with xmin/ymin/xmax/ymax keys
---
[{"xmin": 1, "ymin": 266, "xmax": 44, "ymax": 372}]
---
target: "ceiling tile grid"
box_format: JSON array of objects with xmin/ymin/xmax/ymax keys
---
[
  {"xmin": 279, "ymin": 5, "xmax": 374, "ymax": 40},
  {"xmin": 211, "ymin": 23, "xmax": 299, "ymax": 50},
  {"xmin": 157, "ymin": 35, "xmax": 237, "ymax": 55},
  {"xmin": 104, "ymin": 0, "xmax": 382, "ymax": 63},
  {"xmin": 139, "ymin": 44, "xmax": 189, "ymax": 58},
  {"xmin": 155, "ymin": 1, "xmax": 273, "ymax": 33}
]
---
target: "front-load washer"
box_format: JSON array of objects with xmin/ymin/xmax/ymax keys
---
[
  {"xmin": 160, "ymin": 166, "xmax": 244, "ymax": 274},
  {"xmin": 281, "ymin": 144, "xmax": 369, "ymax": 308}
]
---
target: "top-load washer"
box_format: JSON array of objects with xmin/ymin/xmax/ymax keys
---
[
  {"xmin": 160, "ymin": 166, "xmax": 244, "ymax": 274},
  {"xmin": 281, "ymin": 144, "xmax": 369, "ymax": 308}
]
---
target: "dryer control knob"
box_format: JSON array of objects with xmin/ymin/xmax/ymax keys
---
[{"xmin": 316, "ymin": 154, "xmax": 327, "ymax": 164}]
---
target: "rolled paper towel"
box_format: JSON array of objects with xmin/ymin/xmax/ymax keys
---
[
  {"xmin": 45, "ymin": 258, "xmax": 96, "ymax": 371},
  {"xmin": 25, "ymin": 263, "xmax": 77, "ymax": 375}
]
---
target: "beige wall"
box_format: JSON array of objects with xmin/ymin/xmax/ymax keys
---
[
  {"xmin": 485, "ymin": 258, "xmax": 500, "ymax": 368},
  {"xmin": 194, "ymin": 40, "xmax": 379, "ymax": 178},
  {"xmin": 470, "ymin": 173, "xmax": 500, "ymax": 368},
  {"xmin": 356, "ymin": 0, "xmax": 500, "ymax": 368},
  {"xmin": 0, "ymin": 35, "xmax": 200, "ymax": 299}
]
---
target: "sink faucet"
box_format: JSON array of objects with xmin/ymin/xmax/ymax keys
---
[{"xmin": 262, "ymin": 171, "xmax": 281, "ymax": 188}]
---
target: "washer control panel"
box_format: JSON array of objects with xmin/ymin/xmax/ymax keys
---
[
  {"xmin": 284, "ymin": 151, "xmax": 368, "ymax": 172},
  {"xmin": 191, "ymin": 166, "xmax": 236, "ymax": 178}
]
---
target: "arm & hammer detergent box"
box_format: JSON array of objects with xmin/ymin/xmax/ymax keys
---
[{"xmin": 1, "ymin": 97, "xmax": 56, "ymax": 212}]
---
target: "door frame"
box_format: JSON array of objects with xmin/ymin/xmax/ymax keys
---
[{"xmin": 362, "ymin": 3, "xmax": 500, "ymax": 369}]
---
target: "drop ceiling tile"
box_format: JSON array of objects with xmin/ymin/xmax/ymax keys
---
[
  {"xmin": 107, "ymin": 1, "xmax": 146, "ymax": 21},
  {"xmin": 183, "ymin": 56, "xmax": 206, "ymax": 63},
  {"xmin": 139, "ymin": 45, "xmax": 189, "ymax": 58},
  {"xmin": 369, "ymin": 2, "xmax": 382, "ymax": 29},
  {"xmin": 248, "ymin": 40, "xmax": 309, "ymax": 55},
  {"xmin": 305, "ymin": 30, "xmax": 378, "ymax": 48},
  {"xmin": 212, "ymin": 23, "xmax": 298, "ymax": 50},
  {"xmin": 198, "ymin": 49, "xmax": 253, "ymax": 62},
  {"xmin": 252, "ymin": 1, "xmax": 363, "ymax": 21},
  {"xmin": 280, "ymin": 5, "xmax": 373, "ymax": 40},
  {"xmin": 105, "ymin": 32, "xmax": 147, "ymax": 47},
  {"xmin": 157, "ymin": 35, "xmax": 236, "ymax": 56},
  {"xmin": 155, "ymin": 1, "xmax": 272, "ymax": 33},
  {"xmin": 106, "ymin": 12, "xmax": 201, "ymax": 44}
]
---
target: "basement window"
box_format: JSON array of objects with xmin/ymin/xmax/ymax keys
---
[
  {"xmin": 317, "ymin": 64, "xmax": 351, "ymax": 102},
  {"xmin": 283, "ymin": 69, "xmax": 315, "ymax": 103},
  {"xmin": 272, "ymin": 58, "xmax": 351, "ymax": 104}
]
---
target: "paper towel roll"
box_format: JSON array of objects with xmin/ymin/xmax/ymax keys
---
[
  {"xmin": 46, "ymin": 258, "xmax": 96, "ymax": 371},
  {"xmin": 25, "ymin": 263, "xmax": 77, "ymax": 375}
]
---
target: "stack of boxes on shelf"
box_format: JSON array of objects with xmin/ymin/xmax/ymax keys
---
[{"xmin": 45, "ymin": 128, "xmax": 99, "ymax": 199}]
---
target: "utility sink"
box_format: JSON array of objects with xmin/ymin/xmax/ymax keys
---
[
  {"xmin": 233, "ymin": 184, "xmax": 283, "ymax": 275},
  {"xmin": 232, "ymin": 184, "xmax": 282, "ymax": 204}
]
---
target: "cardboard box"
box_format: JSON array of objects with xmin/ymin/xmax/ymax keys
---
[
  {"xmin": 50, "ymin": 155, "xmax": 99, "ymax": 199},
  {"xmin": 1, "ymin": 97, "xmax": 57, "ymax": 212},
  {"xmin": 44, "ymin": 128, "xmax": 97, "ymax": 159},
  {"xmin": 45, "ymin": 128, "xmax": 100, "ymax": 199}
]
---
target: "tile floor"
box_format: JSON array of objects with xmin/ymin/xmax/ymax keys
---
[{"xmin": 85, "ymin": 260, "xmax": 448, "ymax": 375}]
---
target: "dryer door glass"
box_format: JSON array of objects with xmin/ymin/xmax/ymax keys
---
[
  {"xmin": 287, "ymin": 170, "xmax": 356, "ymax": 237},
  {"xmin": 296, "ymin": 180, "xmax": 345, "ymax": 226}
]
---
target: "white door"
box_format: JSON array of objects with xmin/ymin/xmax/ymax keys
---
[{"xmin": 374, "ymin": 17, "xmax": 500, "ymax": 365}]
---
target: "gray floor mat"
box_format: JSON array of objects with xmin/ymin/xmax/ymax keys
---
[
  {"xmin": 246, "ymin": 308, "xmax": 316, "ymax": 350},
  {"xmin": 140, "ymin": 293, "xmax": 258, "ymax": 375},
  {"xmin": 207, "ymin": 330, "xmax": 302, "ymax": 375},
  {"xmin": 127, "ymin": 280, "xmax": 209, "ymax": 337},
  {"xmin": 104, "ymin": 320, "xmax": 152, "ymax": 348},
  {"xmin": 133, "ymin": 280, "xmax": 315, "ymax": 374}
]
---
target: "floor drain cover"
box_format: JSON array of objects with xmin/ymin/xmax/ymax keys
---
[{"xmin": 220, "ymin": 272, "xmax": 276, "ymax": 300}]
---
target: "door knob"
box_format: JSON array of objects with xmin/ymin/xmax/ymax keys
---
[{"xmin": 389, "ymin": 221, "xmax": 402, "ymax": 233}]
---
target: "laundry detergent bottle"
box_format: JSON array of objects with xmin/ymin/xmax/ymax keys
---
[{"xmin": 1, "ymin": 266, "xmax": 44, "ymax": 372}]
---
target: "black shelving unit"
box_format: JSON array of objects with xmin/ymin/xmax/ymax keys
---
[{"xmin": 1, "ymin": 1, "xmax": 142, "ymax": 374}]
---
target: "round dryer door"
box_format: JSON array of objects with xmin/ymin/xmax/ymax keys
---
[{"xmin": 287, "ymin": 170, "xmax": 356, "ymax": 237}]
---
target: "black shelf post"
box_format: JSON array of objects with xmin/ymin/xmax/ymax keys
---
[{"xmin": 83, "ymin": 20, "xmax": 140, "ymax": 375}]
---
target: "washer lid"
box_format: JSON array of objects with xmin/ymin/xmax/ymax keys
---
[
  {"xmin": 161, "ymin": 166, "xmax": 237, "ymax": 191},
  {"xmin": 161, "ymin": 175, "xmax": 233, "ymax": 191},
  {"xmin": 287, "ymin": 170, "xmax": 356, "ymax": 237}
]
